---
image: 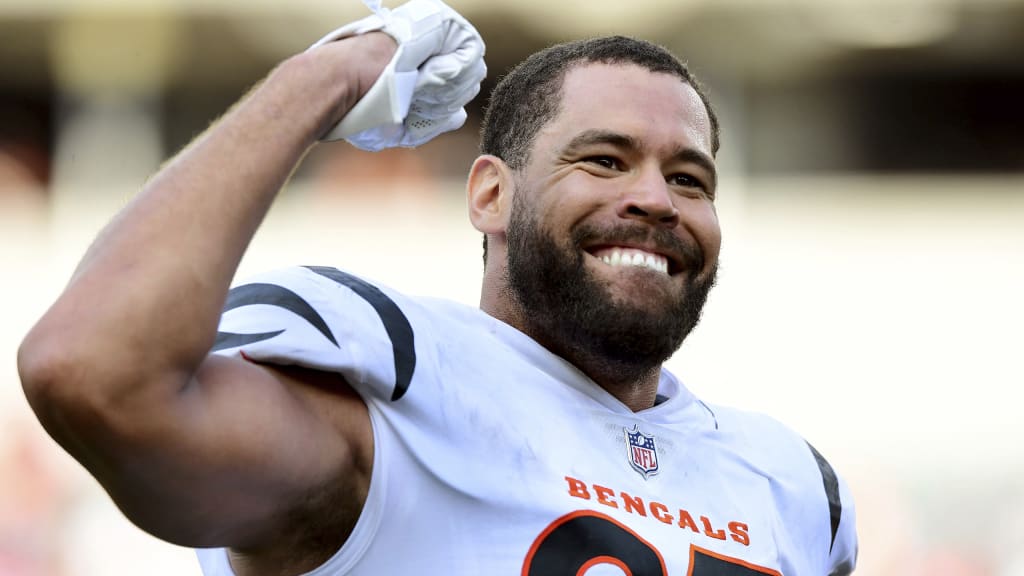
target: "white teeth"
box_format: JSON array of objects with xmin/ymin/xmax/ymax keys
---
[{"xmin": 596, "ymin": 248, "xmax": 669, "ymax": 275}]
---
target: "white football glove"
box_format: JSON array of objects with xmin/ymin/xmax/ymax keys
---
[{"xmin": 309, "ymin": 0, "xmax": 486, "ymax": 151}]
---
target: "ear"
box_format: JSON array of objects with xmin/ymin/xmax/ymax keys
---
[{"xmin": 467, "ymin": 155, "xmax": 514, "ymax": 235}]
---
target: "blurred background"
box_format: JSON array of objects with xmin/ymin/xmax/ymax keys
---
[{"xmin": 1, "ymin": 0, "xmax": 1022, "ymax": 574}]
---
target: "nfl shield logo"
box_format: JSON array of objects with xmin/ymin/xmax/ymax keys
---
[{"xmin": 625, "ymin": 424, "xmax": 659, "ymax": 479}]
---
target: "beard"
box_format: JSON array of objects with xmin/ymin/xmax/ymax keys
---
[{"xmin": 505, "ymin": 192, "xmax": 717, "ymax": 379}]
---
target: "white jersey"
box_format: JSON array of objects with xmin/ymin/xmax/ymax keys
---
[{"xmin": 197, "ymin": 266, "xmax": 857, "ymax": 576}]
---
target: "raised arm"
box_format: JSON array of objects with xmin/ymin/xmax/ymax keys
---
[
  {"xmin": 17, "ymin": 0, "xmax": 484, "ymax": 567},
  {"xmin": 17, "ymin": 32, "xmax": 392, "ymax": 543}
]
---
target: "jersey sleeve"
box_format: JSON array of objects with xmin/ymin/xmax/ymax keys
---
[
  {"xmin": 805, "ymin": 441, "xmax": 858, "ymax": 576},
  {"xmin": 211, "ymin": 265, "xmax": 418, "ymax": 402},
  {"xmin": 826, "ymin": 469, "xmax": 858, "ymax": 575},
  {"xmin": 714, "ymin": 406, "xmax": 859, "ymax": 575}
]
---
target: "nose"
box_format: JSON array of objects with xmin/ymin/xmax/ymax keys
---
[{"xmin": 616, "ymin": 167, "xmax": 680, "ymax": 228}]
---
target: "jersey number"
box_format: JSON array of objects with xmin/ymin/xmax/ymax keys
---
[{"xmin": 522, "ymin": 511, "xmax": 781, "ymax": 576}]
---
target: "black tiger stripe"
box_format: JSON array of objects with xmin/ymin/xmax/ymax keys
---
[
  {"xmin": 306, "ymin": 266, "xmax": 416, "ymax": 402},
  {"xmin": 213, "ymin": 269, "xmax": 416, "ymax": 402},
  {"xmin": 212, "ymin": 330, "xmax": 285, "ymax": 352},
  {"xmin": 806, "ymin": 441, "xmax": 841, "ymax": 553},
  {"xmin": 221, "ymin": 283, "xmax": 337, "ymax": 346}
]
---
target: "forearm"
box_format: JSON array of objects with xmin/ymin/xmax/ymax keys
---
[
  {"xmin": 66, "ymin": 54, "xmax": 327, "ymax": 366},
  {"xmin": 20, "ymin": 36, "xmax": 395, "ymax": 405}
]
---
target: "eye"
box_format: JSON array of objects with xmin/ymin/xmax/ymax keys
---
[
  {"xmin": 583, "ymin": 156, "xmax": 621, "ymax": 170},
  {"xmin": 669, "ymin": 173, "xmax": 715, "ymax": 200},
  {"xmin": 668, "ymin": 173, "xmax": 702, "ymax": 188}
]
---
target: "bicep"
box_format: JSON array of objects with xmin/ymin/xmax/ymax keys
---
[{"xmin": 94, "ymin": 354, "xmax": 370, "ymax": 549}]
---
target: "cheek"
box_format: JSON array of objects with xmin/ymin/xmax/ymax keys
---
[
  {"xmin": 544, "ymin": 184, "xmax": 605, "ymax": 232},
  {"xmin": 689, "ymin": 205, "xmax": 722, "ymax": 264}
]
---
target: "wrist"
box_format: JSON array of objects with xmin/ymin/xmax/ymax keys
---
[{"xmin": 301, "ymin": 32, "xmax": 399, "ymax": 138}]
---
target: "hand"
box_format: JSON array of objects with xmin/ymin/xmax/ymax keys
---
[{"xmin": 309, "ymin": 0, "xmax": 486, "ymax": 150}]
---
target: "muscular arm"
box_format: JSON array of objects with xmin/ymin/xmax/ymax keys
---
[{"xmin": 17, "ymin": 34, "xmax": 394, "ymax": 550}]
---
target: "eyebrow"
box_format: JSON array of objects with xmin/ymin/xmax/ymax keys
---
[{"xmin": 562, "ymin": 129, "xmax": 718, "ymax": 190}]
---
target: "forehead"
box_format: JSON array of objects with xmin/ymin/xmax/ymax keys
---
[{"xmin": 542, "ymin": 62, "xmax": 713, "ymax": 157}]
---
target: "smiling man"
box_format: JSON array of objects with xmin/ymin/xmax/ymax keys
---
[
  {"xmin": 474, "ymin": 59, "xmax": 722, "ymax": 411},
  {"xmin": 18, "ymin": 1, "xmax": 857, "ymax": 574}
]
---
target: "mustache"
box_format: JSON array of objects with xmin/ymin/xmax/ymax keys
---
[{"xmin": 572, "ymin": 222, "xmax": 705, "ymax": 272}]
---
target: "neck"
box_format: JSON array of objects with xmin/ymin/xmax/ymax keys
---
[
  {"xmin": 529, "ymin": 324, "xmax": 664, "ymax": 412},
  {"xmin": 482, "ymin": 297, "xmax": 662, "ymax": 413},
  {"xmin": 479, "ymin": 256, "xmax": 665, "ymax": 412}
]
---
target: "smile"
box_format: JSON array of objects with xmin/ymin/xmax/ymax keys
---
[{"xmin": 591, "ymin": 247, "xmax": 669, "ymax": 275}]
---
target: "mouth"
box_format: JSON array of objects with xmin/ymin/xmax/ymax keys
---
[{"xmin": 585, "ymin": 245, "xmax": 678, "ymax": 276}]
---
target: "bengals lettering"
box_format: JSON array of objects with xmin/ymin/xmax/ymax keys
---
[{"xmin": 564, "ymin": 475, "xmax": 750, "ymax": 546}]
